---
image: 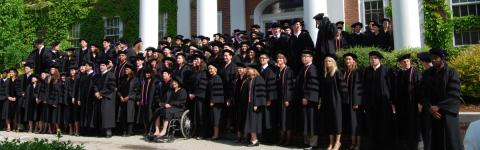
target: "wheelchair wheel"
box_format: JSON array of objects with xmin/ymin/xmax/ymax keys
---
[{"xmin": 180, "ymin": 110, "xmax": 195, "ymax": 138}]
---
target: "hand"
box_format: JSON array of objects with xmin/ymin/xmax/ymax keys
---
[
  {"xmin": 123, "ymin": 96, "xmax": 129, "ymax": 101},
  {"xmin": 317, "ymin": 104, "xmax": 321, "ymax": 110},
  {"xmin": 302, "ymin": 98, "xmax": 308, "ymax": 106},
  {"xmin": 165, "ymin": 104, "xmax": 171, "ymax": 108},
  {"xmin": 72, "ymin": 98, "xmax": 75, "ymax": 104},
  {"xmin": 137, "ymin": 101, "xmax": 140, "ymax": 106},
  {"xmin": 95, "ymin": 92, "xmax": 102, "ymax": 99},
  {"xmin": 210, "ymin": 102, "xmax": 214, "ymax": 107},
  {"xmin": 284, "ymin": 101, "xmax": 289, "ymax": 107},
  {"xmin": 254, "ymin": 106, "xmax": 258, "ymax": 112},
  {"xmin": 392, "ymin": 105, "xmax": 396, "ymax": 114},
  {"xmin": 430, "ymin": 106, "xmax": 439, "ymax": 113},
  {"xmin": 432, "ymin": 111, "xmax": 442, "ymax": 120},
  {"xmin": 189, "ymin": 94, "xmax": 195, "ymax": 100},
  {"xmin": 77, "ymin": 101, "xmax": 81, "ymax": 106},
  {"xmin": 43, "ymin": 101, "xmax": 47, "ymax": 104},
  {"xmin": 52, "ymin": 105, "xmax": 57, "ymax": 108},
  {"xmin": 353, "ymin": 105, "xmax": 359, "ymax": 109},
  {"xmin": 266, "ymin": 100, "xmax": 271, "ymax": 106},
  {"xmin": 36, "ymin": 98, "xmax": 40, "ymax": 104},
  {"xmin": 418, "ymin": 104, "xmax": 423, "ymax": 112},
  {"xmin": 226, "ymin": 101, "xmax": 230, "ymax": 107}
]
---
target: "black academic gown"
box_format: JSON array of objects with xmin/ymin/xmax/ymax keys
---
[
  {"xmin": 243, "ymin": 76, "xmax": 266, "ymax": 134},
  {"xmin": 186, "ymin": 69, "xmax": 208, "ymax": 137},
  {"xmin": 90, "ymin": 71, "xmax": 116, "ymax": 129},
  {"xmin": 77, "ymin": 72, "xmax": 96, "ymax": 127},
  {"xmin": 208, "ymin": 75, "xmax": 224, "ymax": 127},
  {"xmin": 117, "ymin": 76, "xmax": 139, "ymax": 124},
  {"xmin": 160, "ymin": 88, "xmax": 187, "ymax": 120},
  {"xmin": 0, "ymin": 79, "xmax": 7, "ymax": 119},
  {"xmin": 342, "ymin": 69, "xmax": 365, "ymax": 136},
  {"xmin": 26, "ymin": 47, "xmax": 53, "ymax": 74},
  {"xmin": 173, "ymin": 64, "xmax": 192, "ymax": 85},
  {"xmin": 260, "ymin": 65, "xmax": 278, "ymax": 130},
  {"xmin": 48, "ymin": 81, "xmax": 62, "ymax": 124},
  {"xmin": 421, "ymin": 65, "xmax": 463, "ymax": 150},
  {"xmin": 276, "ymin": 66, "xmax": 296, "ymax": 131},
  {"xmin": 319, "ymin": 71, "xmax": 348, "ymax": 135},
  {"xmin": 136, "ymin": 78, "xmax": 158, "ymax": 124},
  {"xmin": 315, "ymin": 19, "xmax": 337, "ymax": 61},
  {"xmin": 2, "ymin": 78, "xmax": 22, "ymax": 120},
  {"xmin": 62, "ymin": 78, "xmax": 75, "ymax": 125},
  {"xmin": 36, "ymin": 79, "xmax": 49, "ymax": 122},
  {"xmin": 348, "ymin": 32, "xmax": 366, "ymax": 47},
  {"xmin": 267, "ymin": 33, "xmax": 290, "ymax": 57},
  {"xmin": 16, "ymin": 74, "xmax": 32, "ymax": 123},
  {"xmin": 234, "ymin": 77, "xmax": 248, "ymax": 133},
  {"xmin": 392, "ymin": 67, "xmax": 421, "ymax": 150},
  {"xmin": 296, "ymin": 64, "xmax": 321, "ymax": 136},
  {"xmin": 366, "ymin": 32, "xmax": 392, "ymax": 52},
  {"xmin": 289, "ymin": 31, "xmax": 314, "ymax": 70},
  {"xmin": 363, "ymin": 65, "xmax": 394, "ymax": 150}
]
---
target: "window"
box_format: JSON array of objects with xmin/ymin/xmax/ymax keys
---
[
  {"xmin": 452, "ymin": 0, "xmax": 480, "ymax": 45},
  {"xmin": 364, "ymin": 0, "xmax": 384, "ymax": 24},
  {"xmin": 159, "ymin": 13, "xmax": 168, "ymax": 39},
  {"xmin": 104, "ymin": 16, "xmax": 123, "ymax": 42},
  {"xmin": 69, "ymin": 24, "xmax": 81, "ymax": 48},
  {"xmin": 218, "ymin": 11, "xmax": 222, "ymax": 33}
]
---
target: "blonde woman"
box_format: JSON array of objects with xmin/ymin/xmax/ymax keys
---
[
  {"xmin": 319, "ymin": 54, "xmax": 347, "ymax": 150},
  {"xmin": 243, "ymin": 65, "xmax": 266, "ymax": 147}
]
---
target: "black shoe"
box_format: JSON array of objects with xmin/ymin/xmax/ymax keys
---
[
  {"xmin": 247, "ymin": 141, "xmax": 259, "ymax": 147},
  {"xmin": 234, "ymin": 138, "xmax": 243, "ymax": 143}
]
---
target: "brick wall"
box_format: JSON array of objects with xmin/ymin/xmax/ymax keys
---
[
  {"xmin": 218, "ymin": 0, "xmax": 230, "ymax": 34},
  {"xmin": 344, "ymin": 0, "xmax": 360, "ymax": 26},
  {"xmin": 245, "ymin": 0, "xmax": 262, "ymax": 31}
]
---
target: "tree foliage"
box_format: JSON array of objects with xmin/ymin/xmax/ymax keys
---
[{"xmin": 422, "ymin": 0, "xmax": 454, "ymax": 49}]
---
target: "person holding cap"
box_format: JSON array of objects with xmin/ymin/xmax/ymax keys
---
[
  {"xmin": 363, "ymin": 51, "xmax": 394, "ymax": 150},
  {"xmin": 391, "ymin": 53, "xmax": 421, "ymax": 150},
  {"xmin": 420, "ymin": 48, "xmax": 463, "ymax": 150}
]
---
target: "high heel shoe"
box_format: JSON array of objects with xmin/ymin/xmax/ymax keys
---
[{"xmin": 247, "ymin": 140, "xmax": 259, "ymax": 147}]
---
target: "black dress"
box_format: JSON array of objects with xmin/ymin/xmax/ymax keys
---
[
  {"xmin": 243, "ymin": 76, "xmax": 266, "ymax": 134},
  {"xmin": 48, "ymin": 81, "xmax": 62, "ymax": 124},
  {"xmin": 61, "ymin": 78, "xmax": 75, "ymax": 125},
  {"xmin": 90, "ymin": 71, "xmax": 116, "ymax": 129},
  {"xmin": 36, "ymin": 78, "xmax": 49, "ymax": 122},
  {"xmin": 319, "ymin": 71, "xmax": 347, "ymax": 135},
  {"xmin": 77, "ymin": 72, "xmax": 96, "ymax": 127},
  {"xmin": 363, "ymin": 65, "xmax": 394, "ymax": 150},
  {"xmin": 421, "ymin": 65, "xmax": 463, "ymax": 150},
  {"xmin": 342, "ymin": 69, "xmax": 365, "ymax": 136},
  {"xmin": 208, "ymin": 75, "xmax": 224, "ymax": 127},
  {"xmin": 296, "ymin": 64, "xmax": 320, "ymax": 136},
  {"xmin": 276, "ymin": 66, "xmax": 295, "ymax": 131},
  {"xmin": 392, "ymin": 67, "xmax": 421, "ymax": 150}
]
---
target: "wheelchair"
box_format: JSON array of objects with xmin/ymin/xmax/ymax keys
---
[{"xmin": 145, "ymin": 109, "xmax": 195, "ymax": 143}]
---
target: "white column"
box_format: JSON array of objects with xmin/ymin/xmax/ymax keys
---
[
  {"xmin": 327, "ymin": 0, "xmax": 345, "ymax": 23},
  {"xmin": 392, "ymin": 0, "xmax": 422, "ymax": 49},
  {"xmin": 197, "ymin": 0, "xmax": 218, "ymax": 39},
  {"xmin": 304, "ymin": 0, "xmax": 328, "ymax": 45},
  {"xmin": 139, "ymin": 0, "xmax": 158, "ymax": 51},
  {"xmin": 177, "ymin": 0, "xmax": 191, "ymax": 38},
  {"xmin": 230, "ymin": 0, "xmax": 246, "ymax": 32}
]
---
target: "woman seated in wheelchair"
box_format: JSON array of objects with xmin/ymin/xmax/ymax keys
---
[{"xmin": 153, "ymin": 78, "xmax": 187, "ymax": 137}]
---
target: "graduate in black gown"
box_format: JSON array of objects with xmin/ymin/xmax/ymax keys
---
[
  {"xmin": 289, "ymin": 19, "xmax": 315, "ymax": 71},
  {"xmin": 243, "ymin": 65, "xmax": 267, "ymax": 147},
  {"xmin": 296, "ymin": 50, "xmax": 321, "ymax": 150},
  {"xmin": 391, "ymin": 54, "xmax": 422, "ymax": 150},
  {"xmin": 153, "ymin": 78, "xmax": 187, "ymax": 137},
  {"xmin": 348, "ymin": 22, "xmax": 366, "ymax": 47},
  {"xmin": 233, "ymin": 63, "xmax": 249, "ymax": 142},
  {"xmin": 17, "ymin": 65, "xmax": 33, "ymax": 131},
  {"xmin": 363, "ymin": 51, "xmax": 394, "ymax": 150},
  {"xmin": 0, "ymin": 70, "xmax": 8, "ymax": 129},
  {"xmin": 2, "ymin": 69, "xmax": 21, "ymax": 132},
  {"xmin": 116, "ymin": 63, "xmax": 139, "ymax": 136},
  {"xmin": 313, "ymin": 13, "xmax": 337, "ymax": 61},
  {"xmin": 91, "ymin": 60, "xmax": 116, "ymax": 138},
  {"xmin": 421, "ymin": 48, "xmax": 463, "ymax": 150},
  {"xmin": 416, "ymin": 51, "xmax": 433, "ymax": 150},
  {"xmin": 258, "ymin": 52, "xmax": 278, "ymax": 143},
  {"xmin": 67, "ymin": 67, "xmax": 80, "ymax": 136},
  {"xmin": 173, "ymin": 53, "xmax": 192, "ymax": 85},
  {"xmin": 47, "ymin": 66, "xmax": 62, "ymax": 134},
  {"xmin": 275, "ymin": 53, "xmax": 296, "ymax": 146},
  {"xmin": 77, "ymin": 62, "xmax": 96, "ymax": 130},
  {"xmin": 136, "ymin": 68, "xmax": 158, "ymax": 136},
  {"xmin": 61, "ymin": 70, "xmax": 75, "ymax": 135},
  {"xmin": 23, "ymin": 75, "xmax": 39, "ymax": 133},
  {"xmin": 319, "ymin": 55, "xmax": 348, "ymax": 150},
  {"xmin": 219, "ymin": 50, "xmax": 236, "ymax": 130},
  {"xmin": 342, "ymin": 53, "xmax": 365, "ymax": 150},
  {"xmin": 186, "ymin": 54, "xmax": 209, "ymax": 139},
  {"xmin": 207, "ymin": 64, "xmax": 224, "ymax": 139},
  {"xmin": 35, "ymin": 71, "xmax": 49, "ymax": 133}
]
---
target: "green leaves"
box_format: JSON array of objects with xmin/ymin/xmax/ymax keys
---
[
  {"xmin": 422, "ymin": 0, "xmax": 454, "ymax": 50},
  {"xmin": 452, "ymin": 15, "xmax": 480, "ymax": 32},
  {"xmin": 0, "ymin": 138, "xmax": 85, "ymax": 150}
]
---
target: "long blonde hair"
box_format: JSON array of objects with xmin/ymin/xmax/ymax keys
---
[
  {"xmin": 324, "ymin": 57, "xmax": 338, "ymax": 77},
  {"xmin": 48, "ymin": 68, "xmax": 60, "ymax": 84}
]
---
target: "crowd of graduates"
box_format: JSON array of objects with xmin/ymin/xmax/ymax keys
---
[{"xmin": 0, "ymin": 13, "xmax": 463, "ymax": 150}]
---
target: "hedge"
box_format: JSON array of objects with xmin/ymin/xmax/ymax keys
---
[{"xmin": 0, "ymin": 138, "xmax": 84, "ymax": 150}]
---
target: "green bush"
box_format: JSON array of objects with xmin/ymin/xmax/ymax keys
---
[
  {"xmin": 337, "ymin": 47, "xmax": 428, "ymax": 70},
  {"xmin": 422, "ymin": 0, "xmax": 454, "ymax": 49},
  {"xmin": 449, "ymin": 44, "xmax": 480, "ymax": 100},
  {"xmin": 0, "ymin": 138, "xmax": 84, "ymax": 150}
]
